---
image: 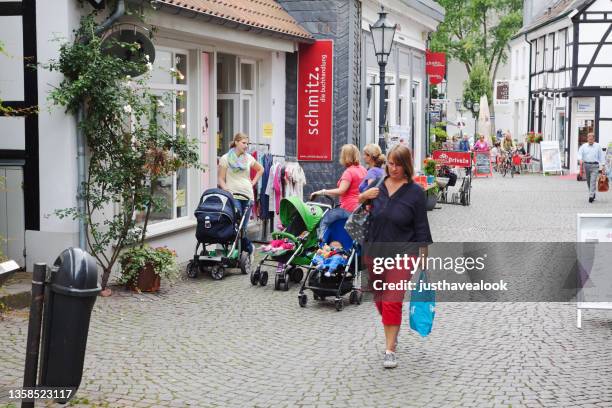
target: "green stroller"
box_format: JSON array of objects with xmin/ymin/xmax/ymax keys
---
[{"xmin": 250, "ymin": 196, "xmax": 330, "ymax": 290}]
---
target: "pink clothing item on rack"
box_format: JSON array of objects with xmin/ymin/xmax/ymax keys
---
[{"xmin": 274, "ymin": 164, "xmax": 282, "ymax": 214}]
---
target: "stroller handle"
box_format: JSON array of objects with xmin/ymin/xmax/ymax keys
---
[
  {"xmin": 232, "ymin": 192, "xmax": 251, "ymax": 201},
  {"xmin": 308, "ymin": 193, "xmax": 335, "ymax": 208}
]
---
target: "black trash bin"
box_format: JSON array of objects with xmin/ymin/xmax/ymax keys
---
[{"xmin": 38, "ymin": 248, "xmax": 100, "ymax": 400}]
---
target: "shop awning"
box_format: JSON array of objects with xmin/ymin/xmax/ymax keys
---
[{"xmin": 155, "ymin": 0, "xmax": 314, "ymax": 42}]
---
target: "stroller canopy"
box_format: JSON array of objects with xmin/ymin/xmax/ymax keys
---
[
  {"xmin": 279, "ymin": 197, "xmax": 324, "ymax": 234},
  {"xmin": 320, "ymin": 209, "xmax": 353, "ymax": 250}
]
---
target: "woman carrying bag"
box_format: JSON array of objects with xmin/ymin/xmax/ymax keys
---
[{"xmin": 359, "ymin": 145, "xmax": 432, "ymax": 369}]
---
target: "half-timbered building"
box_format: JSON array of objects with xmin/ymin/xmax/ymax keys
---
[{"xmin": 513, "ymin": 0, "xmax": 612, "ymax": 172}]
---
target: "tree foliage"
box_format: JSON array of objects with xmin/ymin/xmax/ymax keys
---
[
  {"xmin": 46, "ymin": 14, "xmax": 200, "ymax": 290},
  {"xmin": 462, "ymin": 60, "xmax": 492, "ymax": 117},
  {"xmin": 431, "ymin": 0, "xmax": 523, "ymax": 78}
]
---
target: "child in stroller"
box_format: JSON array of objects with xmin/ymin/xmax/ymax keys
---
[
  {"xmin": 312, "ymin": 241, "xmax": 348, "ymax": 277},
  {"xmin": 298, "ymin": 209, "xmax": 362, "ymax": 311},
  {"xmin": 251, "ymin": 197, "xmax": 328, "ymax": 290}
]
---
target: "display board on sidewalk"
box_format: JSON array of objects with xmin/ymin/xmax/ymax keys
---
[
  {"xmin": 576, "ymin": 214, "xmax": 612, "ymax": 328},
  {"xmin": 474, "ymin": 151, "xmax": 492, "ymax": 177},
  {"xmin": 606, "ymin": 142, "xmax": 612, "ymax": 169},
  {"xmin": 540, "ymin": 141, "xmax": 562, "ymax": 173}
]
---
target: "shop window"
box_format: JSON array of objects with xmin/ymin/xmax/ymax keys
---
[
  {"xmin": 141, "ymin": 49, "xmax": 190, "ymax": 225},
  {"xmin": 217, "ymin": 53, "xmax": 237, "ymax": 93},
  {"xmin": 241, "ymin": 63, "xmax": 254, "ymax": 91}
]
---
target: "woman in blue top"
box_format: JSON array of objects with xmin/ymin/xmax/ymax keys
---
[
  {"xmin": 359, "ymin": 143, "xmax": 385, "ymax": 192},
  {"xmin": 359, "ymin": 144, "xmax": 432, "ymax": 369}
]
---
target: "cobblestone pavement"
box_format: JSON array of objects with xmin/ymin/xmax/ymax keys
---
[{"xmin": 2, "ymin": 173, "xmax": 612, "ymax": 408}]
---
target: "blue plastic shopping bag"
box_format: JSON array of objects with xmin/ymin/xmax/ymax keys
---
[{"xmin": 409, "ymin": 270, "xmax": 435, "ymax": 337}]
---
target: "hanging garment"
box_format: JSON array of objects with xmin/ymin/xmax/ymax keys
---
[{"xmin": 259, "ymin": 154, "xmax": 273, "ymax": 219}]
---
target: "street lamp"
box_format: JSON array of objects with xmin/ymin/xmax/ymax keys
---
[{"xmin": 370, "ymin": 7, "xmax": 397, "ymax": 153}]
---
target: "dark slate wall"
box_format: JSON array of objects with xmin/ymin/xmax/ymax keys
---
[{"xmin": 279, "ymin": 0, "xmax": 361, "ymax": 198}]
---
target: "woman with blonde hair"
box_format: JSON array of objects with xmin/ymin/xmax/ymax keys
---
[
  {"xmin": 311, "ymin": 144, "xmax": 367, "ymax": 212},
  {"xmin": 311, "ymin": 144, "xmax": 367, "ymax": 239},
  {"xmin": 218, "ymin": 132, "xmax": 264, "ymax": 255},
  {"xmin": 359, "ymin": 143, "xmax": 385, "ymax": 192}
]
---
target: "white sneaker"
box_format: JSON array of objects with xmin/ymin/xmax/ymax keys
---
[{"xmin": 383, "ymin": 351, "xmax": 397, "ymax": 369}]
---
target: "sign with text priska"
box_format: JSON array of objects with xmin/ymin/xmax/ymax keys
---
[{"xmin": 297, "ymin": 40, "xmax": 333, "ymax": 161}]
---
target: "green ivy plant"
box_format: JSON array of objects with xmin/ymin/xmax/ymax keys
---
[
  {"xmin": 118, "ymin": 246, "xmax": 178, "ymax": 285},
  {"xmin": 46, "ymin": 13, "xmax": 200, "ymax": 292}
]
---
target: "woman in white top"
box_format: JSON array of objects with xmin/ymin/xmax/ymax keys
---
[{"xmin": 218, "ymin": 133, "xmax": 264, "ymax": 255}]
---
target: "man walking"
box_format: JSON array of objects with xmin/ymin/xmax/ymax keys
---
[{"xmin": 577, "ymin": 132, "xmax": 606, "ymax": 203}]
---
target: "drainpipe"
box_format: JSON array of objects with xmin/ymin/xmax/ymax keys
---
[{"xmin": 77, "ymin": 0, "xmax": 126, "ymax": 250}]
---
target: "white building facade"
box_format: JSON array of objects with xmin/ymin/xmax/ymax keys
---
[
  {"xmin": 511, "ymin": 0, "xmax": 612, "ymax": 172},
  {"xmin": 0, "ymin": 0, "xmax": 311, "ymax": 271},
  {"xmin": 360, "ymin": 0, "xmax": 444, "ymax": 168}
]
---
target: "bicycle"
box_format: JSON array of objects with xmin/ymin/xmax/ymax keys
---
[{"xmin": 499, "ymin": 149, "xmax": 519, "ymax": 178}]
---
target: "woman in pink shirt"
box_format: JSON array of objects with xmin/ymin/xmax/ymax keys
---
[
  {"xmin": 311, "ymin": 144, "xmax": 367, "ymax": 212},
  {"xmin": 473, "ymin": 134, "xmax": 490, "ymax": 151}
]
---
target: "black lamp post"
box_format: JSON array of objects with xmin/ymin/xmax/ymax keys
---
[
  {"xmin": 370, "ymin": 7, "xmax": 397, "ymax": 153},
  {"xmin": 464, "ymin": 99, "xmax": 479, "ymax": 139}
]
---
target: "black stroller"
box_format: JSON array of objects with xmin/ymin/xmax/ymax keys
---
[
  {"xmin": 297, "ymin": 209, "xmax": 362, "ymax": 311},
  {"xmin": 186, "ymin": 188, "xmax": 251, "ymax": 280}
]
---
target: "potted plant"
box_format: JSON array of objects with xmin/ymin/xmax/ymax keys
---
[
  {"xmin": 535, "ymin": 133, "xmax": 543, "ymax": 143},
  {"xmin": 118, "ymin": 246, "xmax": 178, "ymax": 292},
  {"xmin": 525, "ymin": 132, "xmax": 535, "ymax": 144},
  {"xmin": 423, "ymin": 157, "xmax": 437, "ymax": 184},
  {"xmin": 425, "ymin": 184, "xmax": 440, "ymax": 211}
]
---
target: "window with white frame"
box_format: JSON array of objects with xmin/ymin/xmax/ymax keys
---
[
  {"xmin": 216, "ymin": 54, "xmax": 258, "ymax": 156},
  {"xmin": 546, "ymin": 33, "xmax": 554, "ymax": 71},
  {"xmin": 536, "ymin": 37, "xmax": 544, "ymax": 72},
  {"xmin": 558, "ymin": 29, "xmax": 567, "ymax": 69},
  {"xmin": 138, "ymin": 48, "xmax": 190, "ymax": 225}
]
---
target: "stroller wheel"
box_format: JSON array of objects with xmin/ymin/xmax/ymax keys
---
[
  {"xmin": 349, "ymin": 291, "xmax": 357, "ymax": 304},
  {"xmin": 274, "ymin": 273, "xmax": 281, "ymax": 290},
  {"xmin": 186, "ymin": 261, "xmax": 198, "ymax": 279},
  {"xmin": 357, "ymin": 291, "xmax": 363, "ymax": 305},
  {"xmin": 211, "ymin": 265, "xmax": 225, "ymax": 280},
  {"xmin": 282, "ymin": 275, "xmax": 290, "ymax": 291},
  {"xmin": 250, "ymin": 267, "xmax": 260, "ymax": 286},
  {"xmin": 291, "ymin": 268, "xmax": 304, "ymax": 283},
  {"xmin": 259, "ymin": 271, "xmax": 268, "ymax": 286},
  {"xmin": 298, "ymin": 294, "xmax": 307, "ymax": 308},
  {"xmin": 239, "ymin": 252, "xmax": 251, "ymax": 275},
  {"xmin": 313, "ymin": 293, "xmax": 320, "ymax": 301},
  {"xmin": 334, "ymin": 299, "xmax": 344, "ymax": 312}
]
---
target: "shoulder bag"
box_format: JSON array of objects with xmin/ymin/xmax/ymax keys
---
[{"xmin": 345, "ymin": 176, "xmax": 385, "ymax": 243}]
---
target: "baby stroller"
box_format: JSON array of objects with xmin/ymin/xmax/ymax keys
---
[
  {"xmin": 251, "ymin": 196, "xmax": 329, "ymax": 290},
  {"xmin": 186, "ymin": 188, "xmax": 251, "ymax": 280},
  {"xmin": 298, "ymin": 209, "xmax": 362, "ymax": 311}
]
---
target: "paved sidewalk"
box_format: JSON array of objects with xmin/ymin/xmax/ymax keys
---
[{"xmin": 1, "ymin": 173, "xmax": 612, "ymax": 408}]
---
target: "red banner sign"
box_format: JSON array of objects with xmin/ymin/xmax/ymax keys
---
[
  {"xmin": 297, "ymin": 40, "xmax": 333, "ymax": 161},
  {"xmin": 426, "ymin": 50, "xmax": 446, "ymax": 85},
  {"xmin": 432, "ymin": 150, "xmax": 471, "ymax": 167}
]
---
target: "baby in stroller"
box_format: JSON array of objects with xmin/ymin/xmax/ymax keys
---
[{"xmin": 312, "ymin": 241, "xmax": 348, "ymax": 277}]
